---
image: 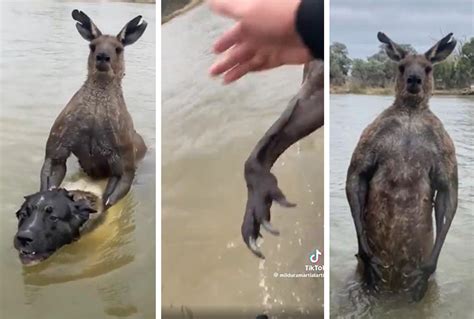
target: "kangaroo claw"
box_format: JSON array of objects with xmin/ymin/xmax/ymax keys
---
[
  {"xmin": 248, "ymin": 237, "xmax": 265, "ymax": 259},
  {"xmin": 261, "ymin": 220, "xmax": 280, "ymax": 236},
  {"xmin": 241, "ymin": 166, "xmax": 295, "ymax": 259}
]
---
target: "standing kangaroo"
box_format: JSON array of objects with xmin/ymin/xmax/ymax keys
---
[
  {"xmin": 40, "ymin": 10, "xmax": 148, "ymax": 208},
  {"xmin": 346, "ymin": 32, "xmax": 458, "ymax": 301}
]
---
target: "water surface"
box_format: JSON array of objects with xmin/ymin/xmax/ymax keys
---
[
  {"xmin": 330, "ymin": 94, "xmax": 474, "ymax": 318},
  {"xmin": 0, "ymin": 2, "xmax": 156, "ymax": 318},
  {"xmin": 162, "ymin": 5, "xmax": 324, "ymax": 318}
]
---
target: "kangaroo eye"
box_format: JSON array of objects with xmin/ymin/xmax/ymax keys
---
[
  {"xmin": 116, "ymin": 47, "xmax": 123, "ymax": 54},
  {"xmin": 89, "ymin": 44, "xmax": 96, "ymax": 52},
  {"xmin": 425, "ymin": 66, "xmax": 432, "ymax": 74},
  {"xmin": 398, "ymin": 65, "xmax": 405, "ymax": 73}
]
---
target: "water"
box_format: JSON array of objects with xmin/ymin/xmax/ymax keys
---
[
  {"xmin": 162, "ymin": 5, "xmax": 324, "ymax": 318},
  {"xmin": 330, "ymin": 94, "xmax": 474, "ymax": 318},
  {"xmin": 0, "ymin": 1, "xmax": 156, "ymax": 318}
]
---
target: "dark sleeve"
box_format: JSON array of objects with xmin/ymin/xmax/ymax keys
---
[{"xmin": 295, "ymin": 0, "xmax": 324, "ymax": 60}]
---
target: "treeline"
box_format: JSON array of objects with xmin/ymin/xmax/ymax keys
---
[
  {"xmin": 330, "ymin": 38, "xmax": 474, "ymax": 91},
  {"xmin": 162, "ymin": 0, "xmax": 191, "ymax": 18}
]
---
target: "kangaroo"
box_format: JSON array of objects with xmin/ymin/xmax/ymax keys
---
[
  {"xmin": 241, "ymin": 60, "xmax": 324, "ymax": 259},
  {"xmin": 346, "ymin": 32, "xmax": 458, "ymax": 301},
  {"xmin": 40, "ymin": 10, "xmax": 148, "ymax": 208}
]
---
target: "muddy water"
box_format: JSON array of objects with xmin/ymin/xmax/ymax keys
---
[
  {"xmin": 0, "ymin": 2, "xmax": 155, "ymax": 319},
  {"xmin": 330, "ymin": 95, "xmax": 474, "ymax": 318},
  {"xmin": 162, "ymin": 5, "xmax": 324, "ymax": 319}
]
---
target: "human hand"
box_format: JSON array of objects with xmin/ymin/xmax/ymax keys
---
[{"xmin": 208, "ymin": 0, "xmax": 311, "ymax": 83}]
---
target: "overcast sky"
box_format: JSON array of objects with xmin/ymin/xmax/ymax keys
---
[{"xmin": 330, "ymin": 0, "xmax": 473, "ymax": 59}]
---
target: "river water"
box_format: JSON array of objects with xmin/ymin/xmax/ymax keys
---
[
  {"xmin": 0, "ymin": 1, "xmax": 155, "ymax": 318},
  {"xmin": 330, "ymin": 94, "xmax": 474, "ymax": 318},
  {"xmin": 162, "ymin": 5, "xmax": 324, "ymax": 319}
]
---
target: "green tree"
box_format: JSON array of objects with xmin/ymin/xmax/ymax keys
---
[
  {"xmin": 330, "ymin": 42, "xmax": 351, "ymax": 85},
  {"xmin": 434, "ymin": 38, "xmax": 473, "ymax": 89}
]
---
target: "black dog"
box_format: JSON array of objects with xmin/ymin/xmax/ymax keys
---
[{"xmin": 14, "ymin": 188, "xmax": 99, "ymax": 266}]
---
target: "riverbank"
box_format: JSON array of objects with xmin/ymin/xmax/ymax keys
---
[
  {"xmin": 162, "ymin": 0, "xmax": 202, "ymax": 23},
  {"xmin": 331, "ymin": 84, "xmax": 473, "ymax": 96}
]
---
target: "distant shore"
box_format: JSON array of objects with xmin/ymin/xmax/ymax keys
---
[
  {"xmin": 331, "ymin": 85, "xmax": 474, "ymax": 96},
  {"xmin": 162, "ymin": 0, "xmax": 203, "ymax": 24}
]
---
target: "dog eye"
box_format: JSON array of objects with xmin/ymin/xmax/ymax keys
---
[
  {"xmin": 45, "ymin": 206, "xmax": 53, "ymax": 213},
  {"xmin": 16, "ymin": 210, "xmax": 27, "ymax": 219}
]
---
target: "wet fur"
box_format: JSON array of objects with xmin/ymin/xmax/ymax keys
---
[
  {"xmin": 350, "ymin": 104, "xmax": 456, "ymax": 288},
  {"xmin": 40, "ymin": 10, "xmax": 147, "ymax": 207},
  {"xmin": 14, "ymin": 181, "xmax": 103, "ymax": 265},
  {"xmin": 346, "ymin": 33, "xmax": 458, "ymax": 300}
]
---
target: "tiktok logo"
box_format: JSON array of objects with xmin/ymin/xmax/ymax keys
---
[{"xmin": 309, "ymin": 249, "xmax": 322, "ymax": 264}]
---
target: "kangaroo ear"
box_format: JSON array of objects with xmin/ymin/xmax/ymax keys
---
[
  {"xmin": 425, "ymin": 33, "xmax": 456, "ymax": 64},
  {"xmin": 72, "ymin": 9, "xmax": 102, "ymax": 41},
  {"xmin": 117, "ymin": 15, "xmax": 147, "ymax": 46},
  {"xmin": 377, "ymin": 32, "xmax": 407, "ymax": 62}
]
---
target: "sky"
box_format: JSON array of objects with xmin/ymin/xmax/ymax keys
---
[{"xmin": 330, "ymin": 0, "xmax": 473, "ymax": 59}]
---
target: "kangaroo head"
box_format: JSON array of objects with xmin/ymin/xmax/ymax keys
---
[
  {"xmin": 377, "ymin": 32, "xmax": 456, "ymax": 106},
  {"xmin": 72, "ymin": 10, "xmax": 147, "ymax": 80}
]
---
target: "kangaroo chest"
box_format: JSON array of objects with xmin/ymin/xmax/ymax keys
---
[
  {"xmin": 68, "ymin": 86, "xmax": 129, "ymax": 177},
  {"xmin": 374, "ymin": 114, "xmax": 439, "ymax": 186}
]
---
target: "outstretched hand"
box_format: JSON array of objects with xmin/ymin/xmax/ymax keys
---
[{"xmin": 208, "ymin": 0, "xmax": 311, "ymax": 83}]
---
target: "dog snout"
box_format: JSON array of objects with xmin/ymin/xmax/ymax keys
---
[
  {"xmin": 16, "ymin": 229, "xmax": 35, "ymax": 247},
  {"xmin": 96, "ymin": 52, "xmax": 110, "ymax": 63}
]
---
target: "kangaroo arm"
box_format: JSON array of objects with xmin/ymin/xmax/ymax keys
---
[
  {"xmin": 346, "ymin": 166, "xmax": 371, "ymax": 256},
  {"xmin": 345, "ymin": 140, "xmax": 378, "ymax": 258},
  {"xmin": 246, "ymin": 62, "xmax": 324, "ymax": 171},
  {"xmin": 427, "ymin": 168, "xmax": 458, "ymax": 272},
  {"xmin": 103, "ymin": 145, "xmax": 136, "ymax": 207},
  {"xmin": 104, "ymin": 170, "xmax": 135, "ymax": 207},
  {"xmin": 40, "ymin": 158, "xmax": 68, "ymax": 191},
  {"xmin": 247, "ymin": 96, "xmax": 323, "ymax": 172},
  {"xmin": 40, "ymin": 136, "xmax": 71, "ymax": 191}
]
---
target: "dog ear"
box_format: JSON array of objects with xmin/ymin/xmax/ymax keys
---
[
  {"xmin": 70, "ymin": 199, "xmax": 97, "ymax": 220},
  {"xmin": 68, "ymin": 199, "xmax": 97, "ymax": 232}
]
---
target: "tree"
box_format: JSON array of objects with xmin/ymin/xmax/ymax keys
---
[
  {"xmin": 335, "ymin": 38, "xmax": 473, "ymax": 91},
  {"xmin": 330, "ymin": 42, "xmax": 351, "ymax": 85},
  {"xmin": 434, "ymin": 38, "xmax": 473, "ymax": 89}
]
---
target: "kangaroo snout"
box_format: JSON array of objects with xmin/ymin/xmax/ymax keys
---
[
  {"xmin": 96, "ymin": 52, "xmax": 110, "ymax": 62},
  {"xmin": 95, "ymin": 52, "xmax": 111, "ymax": 72},
  {"xmin": 406, "ymin": 74, "xmax": 422, "ymax": 93},
  {"xmin": 407, "ymin": 74, "xmax": 421, "ymax": 85}
]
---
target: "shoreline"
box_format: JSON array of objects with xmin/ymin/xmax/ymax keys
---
[
  {"xmin": 331, "ymin": 86, "xmax": 473, "ymax": 96},
  {"xmin": 162, "ymin": 0, "xmax": 203, "ymax": 24}
]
